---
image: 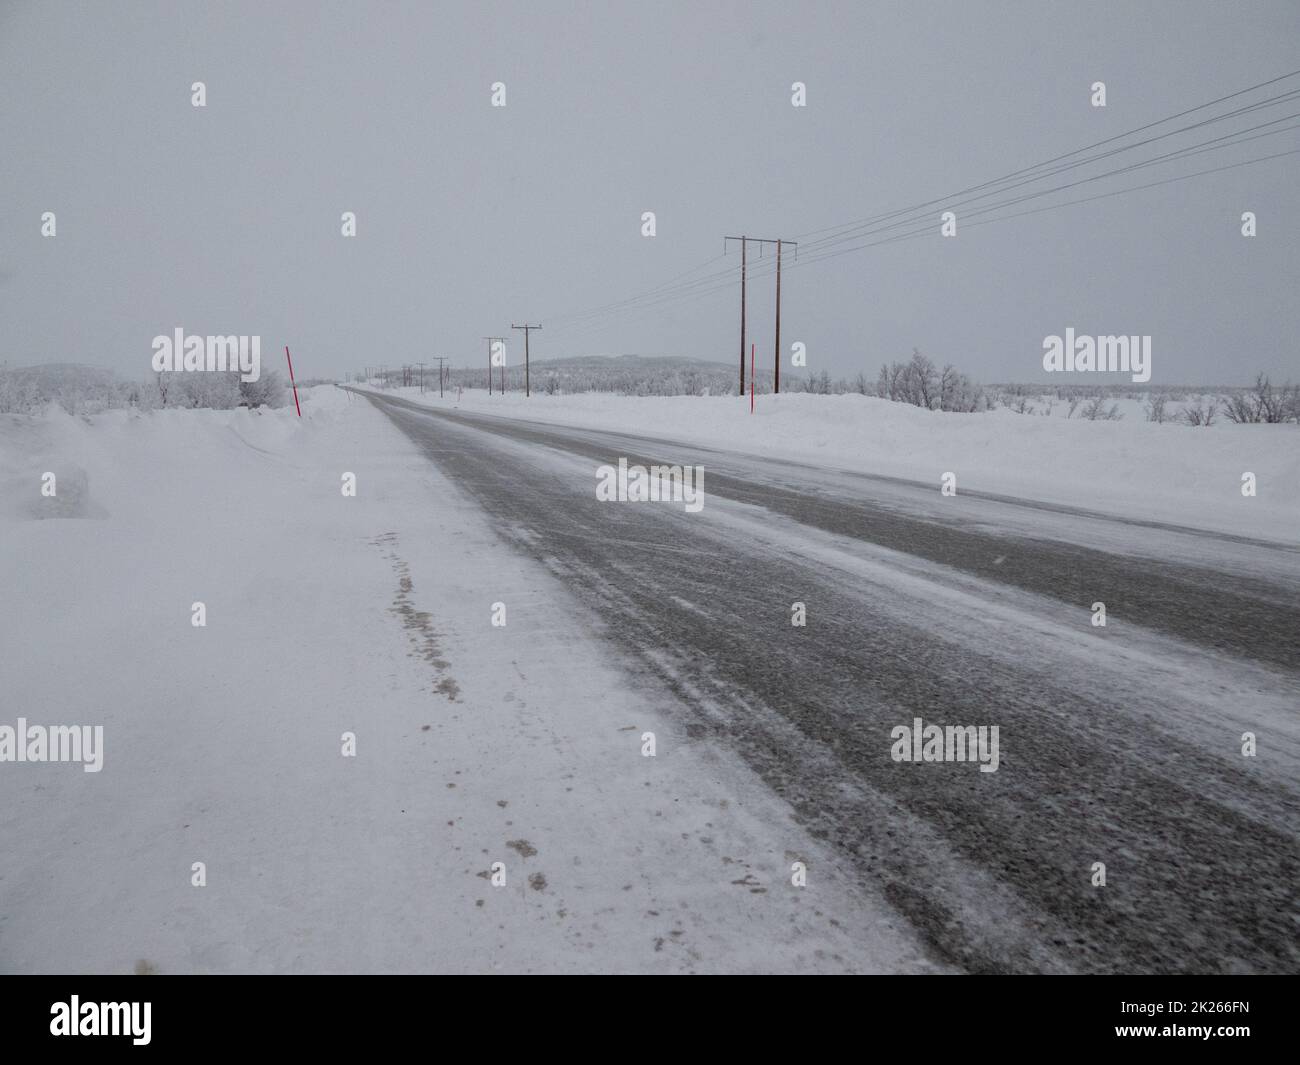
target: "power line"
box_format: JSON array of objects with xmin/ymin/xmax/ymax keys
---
[
  {"xmin": 786, "ymin": 129, "xmax": 1300, "ymax": 274},
  {"xmin": 541, "ymin": 146, "xmax": 1298, "ymax": 354},
  {"xmin": 791, "ymin": 72, "xmax": 1300, "ymax": 246},
  {"xmin": 547, "ymin": 118, "xmax": 1299, "ymax": 344},
  {"xmin": 541, "ymin": 69, "xmax": 1300, "ymax": 344},
  {"xmin": 548, "ymin": 253, "xmax": 730, "ymax": 327},
  {"xmin": 794, "ymin": 88, "xmax": 1300, "ymax": 258},
  {"xmin": 690, "ymin": 147, "xmax": 1298, "ymax": 300}
]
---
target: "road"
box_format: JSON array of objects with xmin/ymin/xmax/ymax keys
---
[{"xmin": 358, "ymin": 388, "xmax": 1300, "ymax": 974}]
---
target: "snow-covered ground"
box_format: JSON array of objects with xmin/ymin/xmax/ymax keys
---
[
  {"xmin": 0, "ymin": 386, "xmax": 933, "ymax": 973},
  {"xmin": 365, "ymin": 386, "xmax": 1299, "ymax": 543},
  {"xmin": 988, "ymin": 394, "xmax": 1210, "ymax": 423}
]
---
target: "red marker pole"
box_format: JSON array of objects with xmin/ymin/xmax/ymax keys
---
[
  {"xmin": 284, "ymin": 345, "xmax": 302, "ymax": 417},
  {"xmin": 750, "ymin": 343, "xmax": 755, "ymax": 413}
]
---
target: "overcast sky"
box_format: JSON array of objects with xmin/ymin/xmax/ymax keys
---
[{"xmin": 2, "ymin": 0, "xmax": 1298, "ymax": 385}]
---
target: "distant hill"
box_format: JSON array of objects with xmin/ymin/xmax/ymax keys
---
[
  {"xmin": 4, "ymin": 362, "xmax": 125, "ymax": 388},
  {"xmin": 530, "ymin": 353, "xmax": 732, "ymax": 372},
  {"xmin": 454, "ymin": 352, "xmax": 740, "ymax": 396}
]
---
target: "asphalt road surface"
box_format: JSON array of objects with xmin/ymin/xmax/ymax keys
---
[{"xmin": 359, "ymin": 388, "xmax": 1300, "ymax": 974}]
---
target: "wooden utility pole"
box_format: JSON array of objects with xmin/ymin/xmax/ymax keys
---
[
  {"xmin": 511, "ymin": 323, "xmax": 541, "ymax": 397},
  {"xmin": 726, "ymin": 235, "xmax": 796, "ymax": 396},
  {"xmin": 774, "ymin": 240, "xmax": 795, "ymax": 393},
  {"xmin": 417, "ymin": 362, "xmax": 427, "ymax": 394},
  {"xmin": 739, "ymin": 236, "xmax": 747, "ymax": 393},
  {"xmin": 741, "ymin": 238, "xmax": 747, "ymax": 393},
  {"xmin": 774, "ymin": 241, "xmax": 782, "ymax": 395},
  {"xmin": 432, "ymin": 357, "xmax": 449, "ymax": 398}
]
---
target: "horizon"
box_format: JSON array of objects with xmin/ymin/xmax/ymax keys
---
[{"xmin": 3, "ymin": 354, "xmax": 1290, "ymax": 392}]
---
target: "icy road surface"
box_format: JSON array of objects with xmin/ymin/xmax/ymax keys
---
[{"xmin": 361, "ymin": 388, "xmax": 1300, "ymax": 974}]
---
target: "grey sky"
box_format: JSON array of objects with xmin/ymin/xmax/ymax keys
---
[{"xmin": 3, "ymin": 0, "xmax": 1298, "ymax": 385}]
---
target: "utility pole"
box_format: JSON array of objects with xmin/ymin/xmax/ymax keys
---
[
  {"xmin": 774, "ymin": 241, "xmax": 781, "ymax": 395},
  {"xmin": 432, "ymin": 357, "xmax": 449, "ymax": 398},
  {"xmin": 417, "ymin": 362, "xmax": 427, "ymax": 395},
  {"xmin": 741, "ymin": 238, "xmax": 747, "ymax": 395},
  {"xmin": 511, "ymin": 323, "xmax": 541, "ymax": 397},
  {"xmin": 483, "ymin": 336, "xmax": 505, "ymax": 395},
  {"xmin": 726, "ymin": 235, "xmax": 796, "ymax": 396}
]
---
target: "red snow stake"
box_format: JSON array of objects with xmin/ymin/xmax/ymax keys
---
[
  {"xmin": 750, "ymin": 343, "xmax": 755, "ymax": 413},
  {"xmin": 284, "ymin": 345, "xmax": 301, "ymax": 417}
]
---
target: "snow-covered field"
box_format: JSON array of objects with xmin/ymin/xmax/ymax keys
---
[
  {"xmin": 360, "ymin": 386, "xmax": 1300, "ymax": 543},
  {"xmin": 0, "ymin": 386, "xmax": 932, "ymax": 973},
  {"xmin": 3, "ymin": 382, "xmax": 1296, "ymax": 973}
]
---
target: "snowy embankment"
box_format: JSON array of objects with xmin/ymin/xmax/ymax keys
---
[
  {"xmin": 368, "ymin": 386, "xmax": 1299, "ymax": 543},
  {"xmin": 0, "ymin": 386, "xmax": 929, "ymax": 973}
]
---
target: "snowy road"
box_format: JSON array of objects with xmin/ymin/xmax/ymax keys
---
[{"xmin": 362, "ymin": 388, "xmax": 1300, "ymax": 974}]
